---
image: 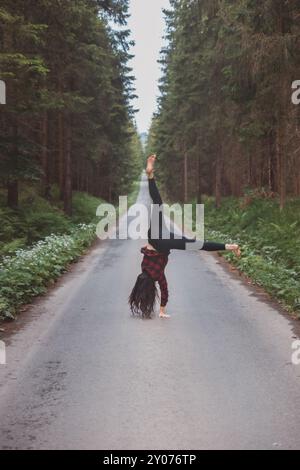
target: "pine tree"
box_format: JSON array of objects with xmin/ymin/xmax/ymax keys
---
[
  {"xmin": 0, "ymin": 0, "xmax": 141, "ymax": 214},
  {"xmin": 151, "ymin": 0, "xmax": 300, "ymax": 209}
]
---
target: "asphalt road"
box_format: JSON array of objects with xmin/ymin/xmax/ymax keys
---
[{"xmin": 0, "ymin": 176, "xmax": 300, "ymax": 450}]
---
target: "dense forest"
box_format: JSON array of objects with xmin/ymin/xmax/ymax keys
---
[
  {"xmin": 0, "ymin": 0, "xmax": 143, "ymax": 215},
  {"xmin": 148, "ymin": 0, "xmax": 300, "ymax": 208}
]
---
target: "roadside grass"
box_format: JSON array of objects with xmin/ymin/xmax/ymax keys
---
[
  {"xmin": 201, "ymin": 195, "xmax": 300, "ymax": 316},
  {"xmin": 0, "ymin": 184, "xmax": 105, "ymax": 258},
  {"xmin": 0, "ymin": 181, "xmax": 141, "ymax": 321},
  {"xmin": 126, "ymin": 179, "xmax": 141, "ymax": 208},
  {"xmin": 0, "ymin": 224, "xmax": 96, "ymax": 320}
]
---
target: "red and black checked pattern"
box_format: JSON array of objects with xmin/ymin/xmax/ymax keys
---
[{"xmin": 141, "ymin": 247, "xmax": 169, "ymax": 307}]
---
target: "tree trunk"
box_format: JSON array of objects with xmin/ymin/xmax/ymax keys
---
[
  {"xmin": 197, "ymin": 153, "xmax": 202, "ymax": 204},
  {"xmin": 58, "ymin": 111, "xmax": 65, "ymax": 200},
  {"xmin": 42, "ymin": 111, "xmax": 50, "ymax": 198},
  {"xmin": 268, "ymin": 132, "xmax": 276, "ymax": 192},
  {"xmin": 277, "ymin": 3, "xmax": 287, "ymax": 210},
  {"xmin": 64, "ymin": 113, "xmax": 72, "ymax": 216},
  {"xmin": 7, "ymin": 180, "xmax": 19, "ymax": 209},
  {"xmin": 215, "ymin": 145, "xmax": 222, "ymax": 208},
  {"xmin": 277, "ymin": 123, "xmax": 286, "ymax": 211},
  {"xmin": 7, "ymin": 124, "xmax": 19, "ymax": 209},
  {"xmin": 294, "ymin": 156, "xmax": 300, "ymax": 196},
  {"xmin": 183, "ymin": 150, "xmax": 188, "ymax": 203}
]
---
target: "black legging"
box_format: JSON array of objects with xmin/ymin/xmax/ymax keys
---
[{"xmin": 147, "ymin": 178, "xmax": 226, "ymax": 254}]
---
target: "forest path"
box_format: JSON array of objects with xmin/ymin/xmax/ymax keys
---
[{"xmin": 0, "ymin": 176, "xmax": 299, "ymax": 450}]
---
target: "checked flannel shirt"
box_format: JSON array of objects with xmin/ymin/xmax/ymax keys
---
[{"xmin": 141, "ymin": 247, "xmax": 169, "ymax": 307}]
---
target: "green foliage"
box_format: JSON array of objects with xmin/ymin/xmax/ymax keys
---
[
  {"xmin": 0, "ymin": 0, "xmax": 140, "ymax": 210},
  {"xmin": 72, "ymin": 192, "xmax": 105, "ymax": 224},
  {"xmin": 0, "ymin": 180, "xmax": 140, "ymax": 320},
  {"xmin": 0, "ymin": 186, "xmax": 105, "ymax": 257},
  {"xmin": 0, "ymin": 224, "xmax": 96, "ymax": 320},
  {"xmin": 0, "ymin": 193, "xmax": 69, "ymax": 256},
  {"xmin": 151, "ymin": 0, "xmax": 300, "ymax": 205},
  {"xmin": 203, "ymin": 197, "xmax": 300, "ymax": 315},
  {"xmin": 126, "ymin": 180, "xmax": 141, "ymax": 209}
]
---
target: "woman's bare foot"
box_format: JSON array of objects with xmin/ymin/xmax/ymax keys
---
[
  {"xmin": 146, "ymin": 154, "xmax": 156, "ymax": 178},
  {"xmin": 226, "ymin": 244, "xmax": 241, "ymax": 257}
]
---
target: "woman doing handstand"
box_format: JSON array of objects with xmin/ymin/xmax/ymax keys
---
[{"xmin": 129, "ymin": 155, "xmax": 241, "ymax": 319}]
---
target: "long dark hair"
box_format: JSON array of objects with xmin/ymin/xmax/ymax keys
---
[{"xmin": 129, "ymin": 271, "xmax": 158, "ymax": 318}]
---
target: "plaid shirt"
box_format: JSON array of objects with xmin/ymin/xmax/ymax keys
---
[{"xmin": 141, "ymin": 247, "xmax": 169, "ymax": 307}]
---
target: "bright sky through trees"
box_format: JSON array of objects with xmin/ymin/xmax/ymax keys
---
[{"xmin": 128, "ymin": 0, "xmax": 170, "ymax": 134}]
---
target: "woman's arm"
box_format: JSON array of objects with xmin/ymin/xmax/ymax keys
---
[
  {"xmin": 158, "ymin": 274, "xmax": 168, "ymax": 307},
  {"xmin": 158, "ymin": 276, "xmax": 171, "ymax": 318}
]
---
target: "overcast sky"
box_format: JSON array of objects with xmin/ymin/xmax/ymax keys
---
[{"xmin": 128, "ymin": 0, "xmax": 170, "ymax": 134}]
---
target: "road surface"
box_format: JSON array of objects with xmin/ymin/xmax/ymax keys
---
[{"xmin": 0, "ymin": 176, "xmax": 300, "ymax": 450}]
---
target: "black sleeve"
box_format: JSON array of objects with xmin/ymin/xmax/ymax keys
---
[
  {"xmin": 148, "ymin": 178, "xmax": 163, "ymax": 205},
  {"xmin": 201, "ymin": 241, "xmax": 226, "ymax": 251}
]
